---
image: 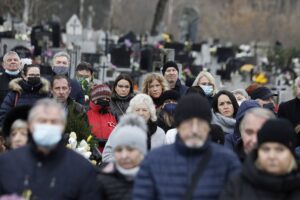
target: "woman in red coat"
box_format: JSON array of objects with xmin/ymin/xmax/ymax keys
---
[{"xmin": 87, "ymin": 84, "xmax": 117, "ymax": 152}]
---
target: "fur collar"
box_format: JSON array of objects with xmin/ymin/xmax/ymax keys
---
[{"xmin": 9, "ymin": 77, "xmax": 50, "ymax": 94}]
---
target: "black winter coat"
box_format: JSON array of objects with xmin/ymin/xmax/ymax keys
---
[
  {"xmin": 278, "ymin": 98, "xmax": 300, "ymax": 145},
  {"xmin": 0, "ymin": 141, "xmax": 100, "ymax": 200},
  {"xmin": 173, "ymin": 79, "xmax": 188, "ymax": 97},
  {"xmin": 0, "ymin": 78, "xmax": 50, "ymax": 125},
  {"xmin": 98, "ymin": 163, "xmax": 133, "ymax": 200},
  {"xmin": 219, "ymin": 151, "xmax": 300, "ymax": 200},
  {"xmin": 0, "ymin": 72, "xmax": 21, "ymax": 104}
]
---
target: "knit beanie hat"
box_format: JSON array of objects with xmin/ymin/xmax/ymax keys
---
[
  {"xmin": 111, "ymin": 126, "xmax": 147, "ymax": 156},
  {"xmin": 174, "ymin": 94, "xmax": 212, "ymax": 127},
  {"xmin": 162, "ymin": 61, "xmax": 179, "ymax": 75},
  {"xmin": 257, "ymin": 119, "xmax": 296, "ymax": 152},
  {"xmin": 160, "ymin": 90, "xmax": 180, "ymax": 105},
  {"xmin": 90, "ymin": 84, "xmax": 111, "ymax": 102}
]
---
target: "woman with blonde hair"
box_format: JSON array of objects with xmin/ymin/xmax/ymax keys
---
[
  {"xmin": 220, "ymin": 119, "xmax": 300, "ymax": 200},
  {"xmin": 192, "ymin": 71, "xmax": 217, "ymax": 104},
  {"xmin": 142, "ymin": 73, "xmax": 169, "ymax": 108}
]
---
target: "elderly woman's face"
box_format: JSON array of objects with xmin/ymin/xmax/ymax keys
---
[
  {"xmin": 114, "ymin": 146, "xmax": 143, "ymax": 169},
  {"xmin": 148, "ymin": 79, "xmax": 162, "ymax": 99},
  {"xmin": 10, "ymin": 128, "xmax": 28, "ymax": 149},
  {"xmin": 257, "ymin": 142, "xmax": 294, "ymax": 175},
  {"xmin": 133, "ymin": 104, "xmax": 151, "ymax": 122}
]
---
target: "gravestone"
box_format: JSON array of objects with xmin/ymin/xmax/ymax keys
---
[{"xmin": 66, "ymin": 15, "xmax": 82, "ymax": 35}]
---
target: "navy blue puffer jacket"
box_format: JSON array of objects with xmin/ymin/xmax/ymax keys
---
[{"xmin": 133, "ymin": 136, "xmax": 241, "ymax": 200}]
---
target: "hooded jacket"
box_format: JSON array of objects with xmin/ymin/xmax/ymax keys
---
[
  {"xmin": 0, "ymin": 77, "xmax": 50, "ymax": 125},
  {"xmin": 220, "ymin": 151, "xmax": 300, "ymax": 200},
  {"xmin": 224, "ymin": 100, "xmax": 260, "ymax": 150}
]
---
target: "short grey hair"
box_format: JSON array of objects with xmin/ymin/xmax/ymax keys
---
[
  {"xmin": 3, "ymin": 51, "xmax": 20, "ymax": 62},
  {"xmin": 240, "ymin": 108, "xmax": 275, "ymax": 133},
  {"xmin": 126, "ymin": 93, "xmax": 157, "ymax": 122},
  {"xmin": 52, "ymin": 51, "xmax": 70, "ymax": 65},
  {"xmin": 28, "ymin": 98, "xmax": 67, "ymax": 123}
]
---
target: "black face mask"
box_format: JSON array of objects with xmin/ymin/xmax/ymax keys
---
[
  {"xmin": 27, "ymin": 77, "xmax": 41, "ymax": 86},
  {"xmin": 96, "ymin": 99, "xmax": 110, "ymax": 107},
  {"xmin": 263, "ymin": 103, "xmax": 275, "ymax": 111}
]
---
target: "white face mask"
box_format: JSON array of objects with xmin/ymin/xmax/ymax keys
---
[
  {"xmin": 5, "ymin": 69, "xmax": 20, "ymax": 76},
  {"xmin": 200, "ymin": 85, "xmax": 213, "ymax": 96},
  {"xmin": 32, "ymin": 123, "xmax": 63, "ymax": 148}
]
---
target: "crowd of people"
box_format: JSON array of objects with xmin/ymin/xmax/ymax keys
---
[{"xmin": 0, "ymin": 50, "xmax": 300, "ymax": 200}]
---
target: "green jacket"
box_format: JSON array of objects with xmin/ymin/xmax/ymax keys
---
[{"xmin": 65, "ymin": 98, "xmax": 91, "ymax": 141}]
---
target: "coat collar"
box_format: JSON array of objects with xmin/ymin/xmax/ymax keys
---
[{"xmin": 9, "ymin": 77, "xmax": 50, "ymax": 94}]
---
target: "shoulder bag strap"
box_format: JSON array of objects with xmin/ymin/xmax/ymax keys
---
[{"xmin": 183, "ymin": 146, "xmax": 212, "ymax": 200}]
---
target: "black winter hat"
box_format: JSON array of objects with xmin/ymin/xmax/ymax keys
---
[
  {"xmin": 174, "ymin": 94, "xmax": 212, "ymax": 126},
  {"xmin": 162, "ymin": 61, "xmax": 179, "ymax": 75},
  {"xmin": 257, "ymin": 119, "xmax": 296, "ymax": 152},
  {"xmin": 250, "ymin": 86, "xmax": 277, "ymax": 100},
  {"xmin": 160, "ymin": 90, "xmax": 180, "ymax": 105}
]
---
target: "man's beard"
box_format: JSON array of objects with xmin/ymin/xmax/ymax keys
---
[{"xmin": 182, "ymin": 133, "xmax": 206, "ymax": 149}]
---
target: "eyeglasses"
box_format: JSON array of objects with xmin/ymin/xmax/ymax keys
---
[{"xmin": 117, "ymin": 84, "xmax": 130, "ymax": 89}]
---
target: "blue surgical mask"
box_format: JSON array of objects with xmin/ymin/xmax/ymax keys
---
[
  {"xmin": 163, "ymin": 103, "xmax": 177, "ymax": 114},
  {"xmin": 52, "ymin": 66, "xmax": 69, "ymax": 75},
  {"xmin": 32, "ymin": 123, "xmax": 63, "ymax": 148},
  {"xmin": 5, "ymin": 69, "xmax": 20, "ymax": 76},
  {"xmin": 200, "ymin": 85, "xmax": 213, "ymax": 96}
]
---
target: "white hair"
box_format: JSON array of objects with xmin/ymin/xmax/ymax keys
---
[
  {"xmin": 117, "ymin": 113, "xmax": 148, "ymax": 132},
  {"xmin": 3, "ymin": 51, "xmax": 20, "ymax": 62},
  {"xmin": 126, "ymin": 93, "xmax": 157, "ymax": 122}
]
